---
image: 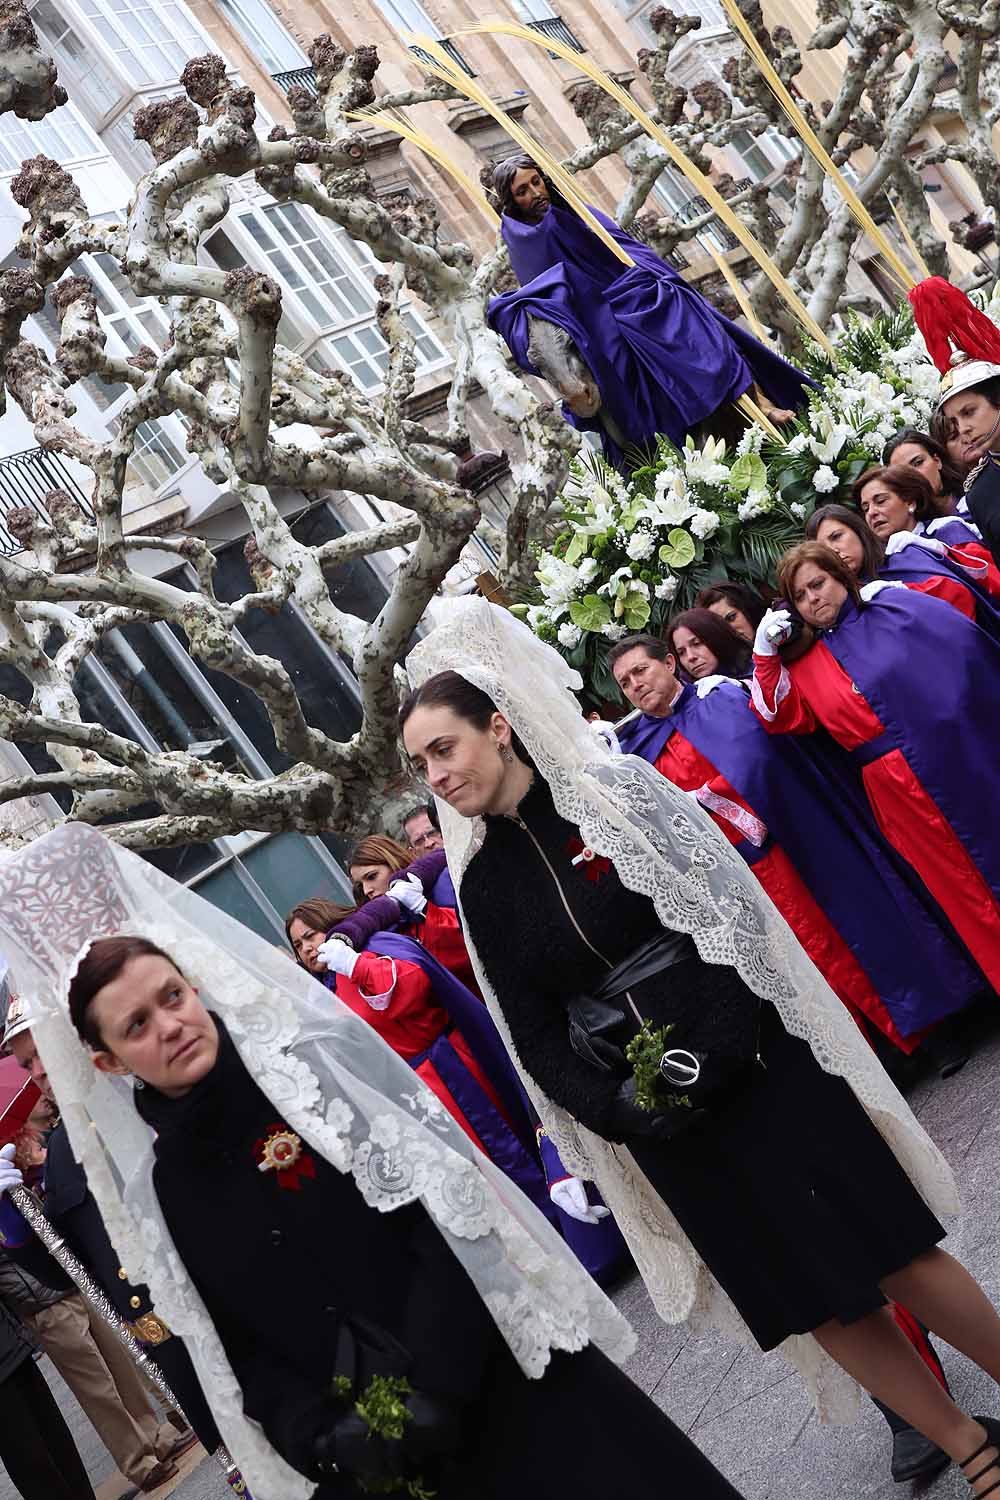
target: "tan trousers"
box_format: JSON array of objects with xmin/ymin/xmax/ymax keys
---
[{"xmin": 26, "ymin": 1293, "xmax": 176, "ymax": 1485}]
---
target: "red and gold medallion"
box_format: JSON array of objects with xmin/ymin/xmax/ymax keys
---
[{"xmin": 254, "ymin": 1125, "xmax": 316, "ymax": 1191}]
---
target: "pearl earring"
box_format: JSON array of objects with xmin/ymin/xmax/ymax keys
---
[{"xmin": 908, "ymin": 506, "xmax": 916, "ymax": 514}]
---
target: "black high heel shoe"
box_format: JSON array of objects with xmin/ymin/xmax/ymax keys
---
[{"xmin": 960, "ymin": 1417, "xmax": 1000, "ymax": 1497}]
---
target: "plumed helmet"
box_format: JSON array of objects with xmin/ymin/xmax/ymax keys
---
[{"xmin": 907, "ymin": 276, "xmax": 1000, "ymax": 412}]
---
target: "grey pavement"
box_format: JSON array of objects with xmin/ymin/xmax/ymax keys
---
[{"xmin": 2, "ymin": 1024, "xmax": 998, "ymax": 1500}]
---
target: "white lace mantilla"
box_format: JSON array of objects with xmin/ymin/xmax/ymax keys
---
[
  {"xmin": 406, "ymin": 598, "xmax": 960, "ymax": 1422},
  {"xmin": 0, "ymin": 824, "xmax": 634, "ymax": 1500}
]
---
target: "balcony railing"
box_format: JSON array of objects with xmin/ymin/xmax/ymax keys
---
[
  {"xmin": 408, "ymin": 38, "xmax": 476, "ymax": 77},
  {"xmin": 678, "ymin": 194, "xmax": 740, "ymax": 250},
  {"xmin": 271, "ymin": 66, "xmax": 319, "ymax": 97},
  {"xmin": 0, "ymin": 448, "xmax": 94, "ymax": 556},
  {"xmin": 527, "ymin": 16, "xmax": 586, "ymax": 54}
]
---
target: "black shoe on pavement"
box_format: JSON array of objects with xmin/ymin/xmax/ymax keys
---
[{"xmin": 890, "ymin": 1426, "xmax": 951, "ymax": 1482}]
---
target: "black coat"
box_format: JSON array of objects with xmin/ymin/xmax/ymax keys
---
[
  {"xmin": 6, "ymin": 1121, "xmax": 219, "ymax": 1450},
  {"xmin": 965, "ymin": 452, "xmax": 1000, "ymax": 570},
  {"xmin": 459, "ymin": 775, "xmax": 944, "ymax": 1352},
  {"xmin": 136, "ymin": 1017, "xmax": 743, "ymax": 1500},
  {"xmin": 0, "ymin": 1294, "xmax": 34, "ymax": 1385},
  {"xmin": 459, "ymin": 775, "xmax": 758, "ymax": 1139}
]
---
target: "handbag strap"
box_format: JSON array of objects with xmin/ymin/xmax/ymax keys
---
[{"xmin": 591, "ymin": 930, "xmax": 696, "ymax": 1004}]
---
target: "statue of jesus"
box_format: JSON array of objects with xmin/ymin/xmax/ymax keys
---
[{"xmin": 487, "ymin": 154, "xmax": 813, "ymax": 469}]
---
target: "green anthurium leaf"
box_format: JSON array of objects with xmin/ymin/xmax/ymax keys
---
[
  {"xmin": 564, "ymin": 530, "xmax": 589, "ymax": 566},
  {"xmin": 658, "ymin": 527, "xmax": 696, "ymax": 569},
  {"xmin": 622, "ymin": 593, "xmax": 651, "ymax": 630},
  {"xmin": 729, "ymin": 453, "xmax": 768, "ymax": 494},
  {"xmin": 569, "ymin": 593, "xmax": 612, "ymax": 632}
]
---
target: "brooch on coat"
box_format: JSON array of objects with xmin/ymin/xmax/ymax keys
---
[
  {"xmin": 255, "ymin": 1125, "xmax": 316, "ymax": 1191},
  {"xmin": 566, "ymin": 837, "xmax": 611, "ymax": 883}
]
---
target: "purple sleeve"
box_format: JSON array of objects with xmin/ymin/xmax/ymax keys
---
[
  {"xmin": 0, "ymin": 1196, "xmax": 30, "ymax": 1249},
  {"xmin": 536, "ymin": 1128, "xmax": 571, "ymax": 1188},
  {"xmin": 402, "ymin": 848, "xmax": 448, "ymax": 893},
  {"xmin": 329, "ymin": 895, "xmax": 402, "ymax": 951}
]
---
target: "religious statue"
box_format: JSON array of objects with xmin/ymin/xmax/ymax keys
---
[{"xmin": 486, "ymin": 153, "xmax": 814, "ymax": 470}]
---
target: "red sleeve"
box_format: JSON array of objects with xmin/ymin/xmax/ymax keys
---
[
  {"xmin": 906, "ymin": 575, "xmax": 976, "ymax": 620},
  {"xmin": 749, "ymin": 654, "xmax": 817, "ymax": 734},
  {"xmin": 351, "ymin": 952, "xmax": 399, "ymax": 998}
]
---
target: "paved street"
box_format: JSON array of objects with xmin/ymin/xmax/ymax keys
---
[{"xmin": 4, "ymin": 1025, "xmax": 998, "ymax": 1500}]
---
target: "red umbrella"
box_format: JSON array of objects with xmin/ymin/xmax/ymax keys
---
[{"xmin": 0, "ymin": 1056, "xmax": 40, "ymax": 1148}]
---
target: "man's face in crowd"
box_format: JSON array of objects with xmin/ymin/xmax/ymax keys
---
[
  {"xmin": 509, "ymin": 167, "xmax": 551, "ymax": 223},
  {"xmin": 404, "ymin": 810, "xmax": 443, "ymax": 854},
  {"xmin": 612, "ymin": 647, "xmax": 680, "ymax": 718}
]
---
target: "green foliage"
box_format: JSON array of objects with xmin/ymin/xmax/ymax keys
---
[
  {"xmin": 625, "ymin": 1020, "xmax": 691, "ymax": 1113},
  {"xmin": 334, "ymin": 1375, "xmax": 436, "ymax": 1499}
]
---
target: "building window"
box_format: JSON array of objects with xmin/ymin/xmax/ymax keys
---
[
  {"xmin": 614, "ymin": 0, "xmax": 725, "ymax": 40},
  {"xmin": 0, "ymin": 99, "xmax": 104, "ymax": 175},
  {"xmin": 73, "ymin": 0, "xmax": 210, "ymax": 86},
  {"xmin": 27, "ymin": 0, "xmax": 127, "ymax": 118},
  {"xmin": 214, "ymin": 0, "xmax": 307, "ymax": 73},
  {"xmin": 207, "ymin": 207, "xmax": 448, "ymax": 392}
]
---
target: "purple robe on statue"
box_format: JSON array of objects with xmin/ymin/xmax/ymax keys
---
[
  {"xmin": 487, "ymin": 202, "xmax": 813, "ymax": 466},
  {"xmin": 617, "ymin": 682, "xmax": 983, "ymax": 1036}
]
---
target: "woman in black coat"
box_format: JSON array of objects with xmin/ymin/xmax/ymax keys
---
[
  {"xmin": 400, "ymin": 660, "xmax": 1000, "ymax": 1500},
  {"xmin": 63, "ymin": 935, "xmax": 744, "ymax": 1500}
]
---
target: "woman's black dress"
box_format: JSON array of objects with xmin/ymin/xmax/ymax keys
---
[
  {"xmin": 460, "ymin": 776, "xmax": 944, "ymax": 1352},
  {"xmin": 136, "ymin": 1018, "xmax": 743, "ymax": 1499}
]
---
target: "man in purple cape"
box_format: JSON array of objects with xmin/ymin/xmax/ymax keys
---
[{"xmin": 486, "ymin": 154, "xmax": 813, "ymax": 469}]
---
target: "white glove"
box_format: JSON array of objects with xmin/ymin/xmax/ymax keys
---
[
  {"xmin": 884, "ymin": 530, "xmax": 946, "ymax": 558},
  {"xmin": 0, "ymin": 1143, "xmax": 24, "ymax": 1197},
  {"xmin": 753, "ymin": 608, "xmax": 793, "ymax": 656},
  {"xmin": 859, "ymin": 579, "xmax": 908, "ymax": 601},
  {"xmin": 695, "ymin": 674, "xmax": 732, "ymax": 699},
  {"xmin": 549, "ymin": 1176, "xmax": 611, "ymax": 1225},
  {"xmin": 589, "ymin": 719, "xmax": 623, "ymax": 755},
  {"xmin": 315, "ymin": 939, "xmax": 359, "ymax": 979},
  {"xmin": 387, "ymin": 874, "xmax": 427, "ymax": 916}
]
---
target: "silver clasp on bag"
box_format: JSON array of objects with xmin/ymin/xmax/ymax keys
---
[{"xmin": 659, "ymin": 1048, "xmax": 701, "ymax": 1087}]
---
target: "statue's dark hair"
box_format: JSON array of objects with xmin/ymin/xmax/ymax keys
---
[{"xmin": 490, "ymin": 152, "xmax": 567, "ymax": 220}]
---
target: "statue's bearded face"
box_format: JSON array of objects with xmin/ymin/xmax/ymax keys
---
[{"xmin": 509, "ymin": 166, "xmax": 551, "ymax": 222}]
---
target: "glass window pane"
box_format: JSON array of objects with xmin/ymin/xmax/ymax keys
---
[
  {"xmin": 191, "ymin": 862, "xmax": 284, "ymax": 941},
  {"xmin": 244, "ymin": 831, "xmax": 352, "ymax": 912}
]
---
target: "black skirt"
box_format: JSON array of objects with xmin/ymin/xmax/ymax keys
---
[{"xmin": 628, "ymin": 1005, "xmax": 945, "ymax": 1351}]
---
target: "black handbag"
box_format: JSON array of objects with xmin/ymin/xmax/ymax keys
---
[{"xmin": 566, "ymin": 930, "xmax": 762, "ymax": 1105}]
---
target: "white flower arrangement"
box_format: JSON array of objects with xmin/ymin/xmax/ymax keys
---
[{"xmin": 523, "ymin": 288, "xmax": 1000, "ymax": 702}]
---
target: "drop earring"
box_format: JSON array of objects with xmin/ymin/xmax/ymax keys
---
[{"xmin": 496, "ymin": 741, "xmax": 515, "ymax": 764}]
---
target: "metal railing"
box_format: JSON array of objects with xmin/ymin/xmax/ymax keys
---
[
  {"xmin": 271, "ymin": 66, "xmax": 319, "ymax": 96},
  {"xmin": 527, "ymin": 16, "xmax": 586, "ymax": 53},
  {"xmin": 408, "ymin": 38, "xmax": 476, "ymax": 77},
  {"xmin": 0, "ymin": 448, "xmax": 94, "ymax": 556},
  {"xmin": 678, "ymin": 194, "xmax": 740, "ymax": 250},
  {"xmin": 732, "ymin": 177, "xmax": 783, "ymax": 231}
]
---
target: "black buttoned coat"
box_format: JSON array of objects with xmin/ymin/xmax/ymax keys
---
[{"xmin": 135, "ymin": 1017, "xmax": 743, "ymax": 1500}]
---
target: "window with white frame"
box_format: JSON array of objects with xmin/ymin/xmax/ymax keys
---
[
  {"xmin": 207, "ymin": 206, "xmax": 448, "ymax": 392},
  {"xmin": 73, "ymin": 0, "xmax": 210, "ymax": 86},
  {"xmin": 213, "ymin": 0, "xmax": 307, "ymax": 72},
  {"xmin": 29, "ymin": 249, "xmax": 190, "ymax": 491},
  {"xmin": 27, "ymin": 0, "xmax": 127, "ymax": 118},
  {"xmin": 508, "ymin": 0, "xmax": 558, "ymax": 21},
  {"xmin": 373, "ymin": 0, "xmax": 442, "ymax": 36},
  {"xmin": 0, "ymin": 99, "xmax": 105, "ymax": 175}
]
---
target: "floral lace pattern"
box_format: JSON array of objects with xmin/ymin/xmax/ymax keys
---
[
  {"xmin": 407, "ymin": 599, "xmax": 959, "ymax": 1421},
  {"xmin": 0, "ymin": 822, "xmax": 634, "ymax": 1500}
]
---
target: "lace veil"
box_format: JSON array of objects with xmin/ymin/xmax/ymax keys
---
[
  {"xmin": 406, "ymin": 598, "xmax": 959, "ymax": 1419},
  {"xmin": 0, "ymin": 824, "xmax": 635, "ymax": 1500}
]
